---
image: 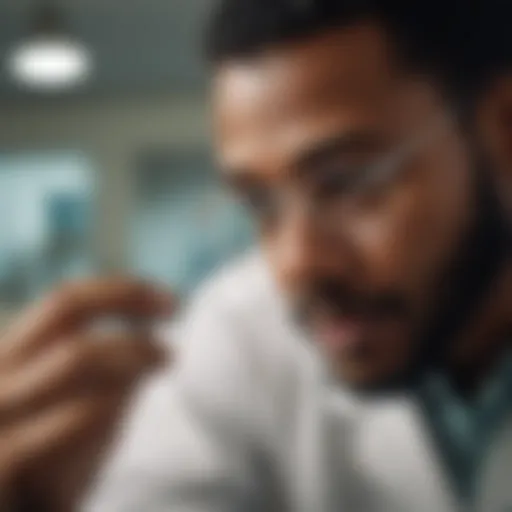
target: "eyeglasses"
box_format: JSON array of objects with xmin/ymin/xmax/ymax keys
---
[
  {"xmin": 245, "ymin": 113, "xmax": 454, "ymax": 229},
  {"xmin": 341, "ymin": 113, "xmax": 453, "ymax": 198}
]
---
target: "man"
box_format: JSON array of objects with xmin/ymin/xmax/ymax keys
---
[
  {"xmin": 0, "ymin": 1, "xmax": 510, "ymax": 511},
  {"xmin": 83, "ymin": 1, "xmax": 510, "ymax": 511}
]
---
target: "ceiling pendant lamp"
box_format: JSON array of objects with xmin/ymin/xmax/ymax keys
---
[{"xmin": 7, "ymin": 2, "xmax": 93, "ymax": 91}]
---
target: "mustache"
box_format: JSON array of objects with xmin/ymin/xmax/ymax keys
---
[{"xmin": 293, "ymin": 280, "xmax": 409, "ymax": 322}]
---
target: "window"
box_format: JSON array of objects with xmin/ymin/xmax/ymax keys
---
[
  {"xmin": 0, "ymin": 151, "xmax": 96, "ymax": 306},
  {"xmin": 130, "ymin": 153, "xmax": 253, "ymax": 295}
]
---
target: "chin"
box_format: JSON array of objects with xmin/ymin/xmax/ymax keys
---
[{"xmin": 330, "ymin": 361, "xmax": 417, "ymax": 396}]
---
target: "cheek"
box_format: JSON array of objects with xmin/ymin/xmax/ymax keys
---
[
  {"xmin": 261, "ymin": 232, "xmax": 296, "ymax": 292},
  {"xmin": 344, "ymin": 153, "xmax": 472, "ymax": 295}
]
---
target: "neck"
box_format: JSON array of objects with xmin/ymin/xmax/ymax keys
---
[{"xmin": 448, "ymin": 262, "xmax": 512, "ymax": 396}]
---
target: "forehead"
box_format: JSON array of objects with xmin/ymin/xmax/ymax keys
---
[{"xmin": 212, "ymin": 22, "xmax": 440, "ymax": 177}]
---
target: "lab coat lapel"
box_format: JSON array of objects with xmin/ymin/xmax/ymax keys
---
[
  {"xmin": 476, "ymin": 413, "xmax": 512, "ymax": 512},
  {"xmin": 352, "ymin": 396, "xmax": 460, "ymax": 512}
]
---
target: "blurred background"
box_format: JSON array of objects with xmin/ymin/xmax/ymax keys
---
[{"xmin": 0, "ymin": 0, "xmax": 254, "ymax": 324}]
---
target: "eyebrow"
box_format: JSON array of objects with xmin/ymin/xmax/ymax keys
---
[
  {"xmin": 220, "ymin": 129, "xmax": 385, "ymax": 190},
  {"xmin": 293, "ymin": 130, "xmax": 384, "ymax": 176}
]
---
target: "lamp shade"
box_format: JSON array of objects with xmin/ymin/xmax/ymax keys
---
[{"xmin": 7, "ymin": 4, "xmax": 93, "ymax": 91}]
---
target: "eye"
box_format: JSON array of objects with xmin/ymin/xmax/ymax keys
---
[
  {"xmin": 241, "ymin": 186, "xmax": 280, "ymax": 225},
  {"xmin": 316, "ymin": 153, "xmax": 404, "ymax": 203},
  {"xmin": 315, "ymin": 165, "xmax": 371, "ymax": 199}
]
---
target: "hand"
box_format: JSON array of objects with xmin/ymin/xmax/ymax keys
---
[{"xmin": 0, "ymin": 278, "xmax": 174, "ymax": 511}]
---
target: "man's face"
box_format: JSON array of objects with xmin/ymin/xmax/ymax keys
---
[{"xmin": 213, "ymin": 22, "xmax": 476, "ymax": 389}]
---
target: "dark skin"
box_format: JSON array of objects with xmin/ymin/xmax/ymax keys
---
[
  {"xmin": 0, "ymin": 278, "xmax": 173, "ymax": 510},
  {"xmin": 449, "ymin": 265, "xmax": 512, "ymax": 393},
  {"xmin": 477, "ymin": 72, "xmax": 512, "ymax": 211},
  {"xmin": 213, "ymin": 22, "xmax": 511, "ymax": 389}
]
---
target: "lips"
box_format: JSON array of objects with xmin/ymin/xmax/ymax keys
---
[
  {"xmin": 312, "ymin": 308, "xmax": 409, "ymax": 360},
  {"xmin": 313, "ymin": 314, "xmax": 369, "ymax": 352}
]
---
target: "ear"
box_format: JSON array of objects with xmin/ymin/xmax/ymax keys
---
[{"xmin": 477, "ymin": 73, "xmax": 512, "ymax": 199}]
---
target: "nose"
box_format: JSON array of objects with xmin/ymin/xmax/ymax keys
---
[{"xmin": 272, "ymin": 198, "xmax": 352, "ymax": 289}]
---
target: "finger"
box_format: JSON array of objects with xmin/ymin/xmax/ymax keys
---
[
  {"xmin": 17, "ymin": 388, "xmax": 132, "ymax": 512},
  {"xmin": 1, "ymin": 277, "xmax": 175, "ymax": 359},
  {"xmin": 0, "ymin": 333, "xmax": 169, "ymax": 424},
  {"xmin": 3, "ymin": 390, "xmax": 128, "ymax": 485}
]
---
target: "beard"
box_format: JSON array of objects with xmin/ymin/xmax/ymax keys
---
[
  {"xmin": 293, "ymin": 161, "xmax": 511, "ymax": 397},
  {"xmin": 408, "ymin": 163, "xmax": 510, "ymax": 384},
  {"xmin": 366, "ymin": 162, "xmax": 510, "ymax": 395}
]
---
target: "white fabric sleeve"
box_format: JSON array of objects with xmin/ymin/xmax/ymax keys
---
[{"xmin": 81, "ymin": 289, "xmax": 278, "ymax": 512}]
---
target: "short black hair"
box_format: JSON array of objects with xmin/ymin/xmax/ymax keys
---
[
  {"xmin": 474, "ymin": 0, "xmax": 512, "ymax": 92},
  {"xmin": 204, "ymin": 0, "xmax": 487, "ymax": 102}
]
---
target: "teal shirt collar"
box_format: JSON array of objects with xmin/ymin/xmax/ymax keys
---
[{"xmin": 419, "ymin": 352, "xmax": 512, "ymax": 503}]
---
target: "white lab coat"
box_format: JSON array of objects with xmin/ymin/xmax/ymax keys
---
[{"xmin": 83, "ymin": 252, "xmax": 512, "ymax": 512}]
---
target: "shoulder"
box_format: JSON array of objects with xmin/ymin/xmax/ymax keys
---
[
  {"xmin": 188, "ymin": 250, "xmax": 277, "ymax": 315},
  {"xmin": 174, "ymin": 250, "xmax": 286, "ymax": 353},
  {"xmin": 173, "ymin": 250, "xmax": 323, "ymax": 423},
  {"xmin": 172, "ymin": 251, "xmax": 281, "ymax": 394}
]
